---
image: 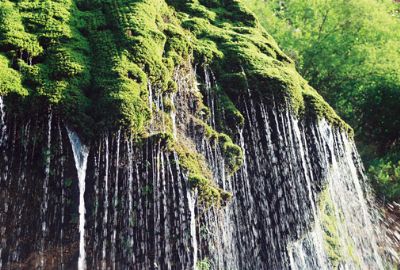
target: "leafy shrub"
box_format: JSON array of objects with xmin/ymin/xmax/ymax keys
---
[{"xmin": 369, "ymin": 160, "xmax": 400, "ymax": 202}]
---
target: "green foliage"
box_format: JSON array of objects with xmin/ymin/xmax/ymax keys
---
[
  {"xmin": 0, "ymin": 1, "xmax": 42, "ymax": 58},
  {"xmin": 216, "ymin": 85, "xmax": 245, "ymax": 129},
  {"xmin": 320, "ymin": 189, "xmax": 342, "ymax": 268},
  {"xmin": 0, "ymin": 0, "xmax": 349, "ymax": 135},
  {"xmin": 0, "ymin": 0, "xmax": 93, "ymax": 135},
  {"xmin": 369, "ymin": 159, "xmax": 400, "ymax": 202},
  {"xmin": 196, "ymin": 258, "xmax": 211, "ymax": 270},
  {"xmin": 245, "ymin": 0, "xmax": 400, "ymax": 200},
  {"xmin": 0, "ymin": 54, "xmax": 26, "ymax": 96}
]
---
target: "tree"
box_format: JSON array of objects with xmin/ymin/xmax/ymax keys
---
[{"xmin": 245, "ymin": 0, "xmax": 400, "ymax": 201}]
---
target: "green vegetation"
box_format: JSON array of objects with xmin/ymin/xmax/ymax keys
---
[
  {"xmin": 0, "ymin": 54, "xmax": 26, "ymax": 96},
  {"xmin": 369, "ymin": 158, "xmax": 400, "ymax": 202},
  {"xmin": 0, "ymin": 0, "xmax": 92, "ymax": 134},
  {"xmin": 218, "ymin": 133, "xmax": 243, "ymax": 173},
  {"xmin": 145, "ymin": 131, "xmax": 234, "ymax": 206},
  {"xmin": 169, "ymin": 0, "xmax": 349, "ymax": 132},
  {"xmin": 319, "ymin": 188, "xmax": 360, "ymax": 268},
  {"xmin": 0, "ymin": 0, "xmax": 349, "ymax": 133},
  {"xmin": 174, "ymin": 134, "xmax": 232, "ymax": 207},
  {"xmin": 245, "ymin": 0, "xmax": 400, "ymax": 201},
  {"xmin": 196, "ymin": 258, "xmax": 211, "ymax": 270}
]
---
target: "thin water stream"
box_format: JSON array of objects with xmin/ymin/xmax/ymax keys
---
[{"xmin": 67, "ymin": 128, "xmax": 89, "ymax": 270}]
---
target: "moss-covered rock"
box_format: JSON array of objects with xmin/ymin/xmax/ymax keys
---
[
  {"xmin": 0, "ymin": 54, "xmax": 27, "ymax": 96},
  {"xmin": 218, "ymin": 133, "xmax": 244, "ymax": 174},
  {"xmin": 173, "ymin": 135, "xmax": 231, "ymax": 206},
  {"xmin": 167, "ymin": 0, "xmax": 349, "ymax": 132},
  {"xmin": 0, "ymin": 0, "xmax": 352, "ymax": 204},
  {"xmin": 319, "ymin": 187, "xmax": 360, "ymax": 268},
  {"xmin": 0, "ymin": 0, "xmax": 349, "ymax": 134}
]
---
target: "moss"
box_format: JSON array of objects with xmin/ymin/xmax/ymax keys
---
[
  {"xmin": 0, "ymin": 54, "xmax": 27, "ymax": 96},
  {"xmin": 302, "ymin": 86, "xmax": 353, "ymax": 136},
  {"xmin": 319, "ymin": 187, "xmax": 361, "ymax": 268},
  {"xmin": 189, "ymin": 116, "xmax": 243, "ymax": 175},
  {"xmin": 216, "ymin": 87, "xmax": 245, "ymax": 129},
  {"xmin": 0, "ymin": 1, "xmax": 42, "ymax": 58},
  {"xmin": 319, "ymin": 189, "xmax": 343, "ymax": 268},
  {"xmin": 146, "ymin": 132, "xmax": 174, "ymax": 149},
  {"xmin": 173, "ymin": 134, "xmax": 232, "ymax": 206},
  {"xmin": 168, "ymin": 0, "xmax": 350, "ymax": 132},
  {"xmin": 0, "ymin": 0, "xmax": 350, "ymax": 136},
  {"xmin": 218, "ymin": 133, "xmax": 244, "ymax": 174},
  {"xmin": 219, "ymin": 72, "xmax": 248, "ymax": 95}
]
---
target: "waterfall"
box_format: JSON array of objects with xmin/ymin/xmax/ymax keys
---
[
  {"xmin": 78, "ymin": 134, "xmax": 197, "ymax": 269},
  {"xmin": 101, "ymin": 135, "xmax": 109, "ymax": 270},
  {"xmin": 188, "ymin": 189, "xmax": 198, "ymax": 269},
  {"xmin": 0, "ymin": 97, "xmax": 5, "ymax": 145},
  {"xmin": 188, "ymin": 65, "xmax": 386, "ymax": 269},
  {"xmin": 286, "ymin": 122, "xmax": 384, "ymax": 269},
  {"xmin": 148, "ymin": 81, "xmax": 153, "ymax": 109},
  {"xmin": 40, "ymin": 109, "xmax": 53, "ymax": 268},
  {"xmin": 287, "ymin": 116, "xmax": 328, "ymax": 270},
  {"xmin": 0, "ymin": 96, "xmax": 4, "ymax": 269},
  {"xmin": 67, "ymin": 128, "xmax": 89, "ymax": 270},
  {"xmin": 197, "ymin": 88, "xmax": 386, "ymax": 269},
  {"xmin": 170, "ymin": 91, "xmax": 177, "ymax": 138},
  {"xmin": 0, "ymin": 63, "xmax": 393, "ymax": 269},
  {"xmin": 57, "ymin": 121, "xmax": 66, "ymax": 269},
  {"xmin": 111, "ymin": 130, "xmax": 121, "ymax": 270},
  {"xmin": 126, "ymin": 138, "xmax": 134, "ymax": 265}
]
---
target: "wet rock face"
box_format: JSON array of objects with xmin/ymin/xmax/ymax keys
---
[
  {"xmin": 0, "ymin": 107, "xmax": 80, "ymax": 269},
  {"xmin": 0, "ymin": 64, "xmax": 385, "ymax": 270},
  {"xmin": 200, "ymin": 90, "xmax": 383, "ymax": 270},
  {"xmin": 83, "ymin": 134, "xmax": 195, "ymax": 270},
  {"xmin": 0, "ymin": 107, "xmax": 196, "ymax": 270}
]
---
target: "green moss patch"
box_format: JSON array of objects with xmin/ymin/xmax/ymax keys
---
[
  {"xmin": 0, "ymin": 54, "xmax": 26, "ymax": 96},
  {"xmin": 319, "ymin": 187, "xmax": 360, "ymax": 268},
  {"xmin": 173, "ymin": 134, "xmax": 232, "ymax": 207}
]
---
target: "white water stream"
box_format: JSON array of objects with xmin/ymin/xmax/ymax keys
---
[
  {"xmin": 0, "ymin": 97, "xmax": 5, "ymax": 144},
  {"xmin": 67, "ymin": 128, "xmax": 89, "ymax": 270}
]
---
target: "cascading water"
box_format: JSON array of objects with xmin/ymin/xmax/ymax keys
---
[
  {"xmin": 286, "ymin": 119, "xmax": 384, "ymax": 270},
  {"xmin": 111, "ymin": 130, "xmax": 121, "ymax": 270},
  {"xmin": 0, "ymin": 97, "xmax": 5, "ymax": 145},
  {"xmin": 0, "ymin": 96, "xmax": 4, "ymax": 270},
  {"xmin": 204, "ymin": 65, "xmax": 217, "ymax": 130},
  {"xmin": 188, "ymin": 189, "xmax": 198, "ymax": 268},
  {"xmin": 0, "ymin": 63, "xmax": 393, "ymax": 269},
  {"xmin": 40, "ymin": 109, "xmax": 53, "ymax": 269},
  {"xmin": 1, "ymin": 0, "xmax": 398, "ymax": 268},
  {"xmin": 191, "ymin": 66, "xmax": 386, "ymax": 269},
  {"xmin": 81, "ymin": 133, "xmax": 197, "ymax": 269},
  {"xmin": 67, "ymin": 129, "xmax": 89, "ymax": 270},
  {"xmin": 57, "ymin": 121, "xmax": 66, "ymax": 269},
  {"xmin": 203, "ymin": 84, "xmax": 385, "ymax": 269},
  {"xmin": 101, "ymin": 135, "xmax": 109, "ymax": 270}
]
